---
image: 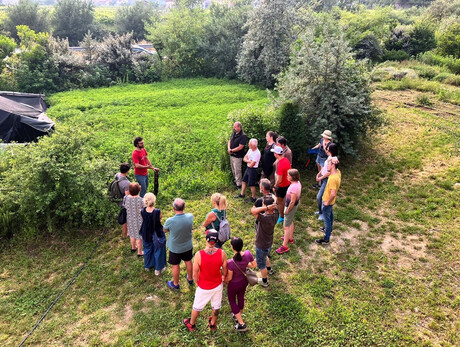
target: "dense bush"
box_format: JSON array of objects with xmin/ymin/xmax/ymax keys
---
[
  {"xmin": 418, "ymin": 51, "xmax": 460, "ymax": 74},
  {"xmin": 277, "ymin": 24, "xmax": 378, "ymax": 157},
  {"xmin": 407, "ymin": 22, "xmax": 436, "ymax": 56},
  {"xmin": 277, "ymin": 102, "xmax": 307, "ymax": 165},
  {"xmin": 354, "ymin": 33, "xmax": 383, "ymax": 61},
  {"xmin": 0, "ymin": 124, "xmax": 117, "ymax": 236},
  {"xmin": 383, "ymin": 49, "xmax": 410, "ymax": 61},
  {"xmin": 437, "ymin": 23, "xmax": 460, "ymax": 58}
]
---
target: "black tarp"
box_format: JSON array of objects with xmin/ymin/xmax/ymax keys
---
[{"xmin": 0, "ymin": 92, "xmax": 54, "ymax": 143}]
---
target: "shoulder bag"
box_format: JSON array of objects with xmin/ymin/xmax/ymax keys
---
[{"xmin": 233, "ymin": 260, "xmax": 258, "ymax": 286}]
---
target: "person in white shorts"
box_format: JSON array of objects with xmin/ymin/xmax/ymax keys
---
[{"xmin": 183, "ymin": 231, "xmax": 228, "ymax": 331}]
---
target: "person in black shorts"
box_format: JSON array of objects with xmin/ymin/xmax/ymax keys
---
[
  {"xmin": 235, "ymin": 139, "xmax": 261, "ymax": 203},
  {"xmin": 163, "ymin": 198, "xmax": 194, "ymax": 291}
]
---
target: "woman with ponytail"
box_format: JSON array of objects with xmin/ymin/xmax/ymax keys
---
[
  {"xmin": 224, "ymin": 237, "xmax": 256, "ymax": 332},
  {"xmin": 202, "ymin": 193, "xmax": 228, "ymax": 248}
]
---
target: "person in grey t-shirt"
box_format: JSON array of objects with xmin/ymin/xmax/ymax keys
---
[
  {"xmin": 164, "ymin": 198, "xmax": 194, "ymax": 290},
  {"xmin": 116, "ymin": 163, "xmax": 131, "ymax": 237}
]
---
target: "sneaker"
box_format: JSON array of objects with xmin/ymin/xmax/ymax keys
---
[
  {"xmin": 144, "ymin": 267, "xmax": 152, "ymax": 272},
  {"xmin": 154, "ymin": 270, "xmax": 160, "ymax": 276},
  {"xmin": 267, "ymin": 268, "xmax": 275, "ymax": 275},
  {"xmin": 234, "ymin": 194, "xmax": 245, "ymax": 199},
  {"xmin": 245, "ymin": 197, "xmax": 257, "ymax": 203},
  {"xmin": 319, "ymin": 227, "xmax": 325, "ymax": 232},
  {"xmin": 276, "ymin": 216, "xmax": 284, "ymax": 224},
  {"xmin": 314, "ymin": 211, "xmax": 320, "ymax": 215},
  {"xmin": 208, "ymin": 316, "xmax": 217, "ymax": 331},
  {"xmin": 236, "ymin": 185, "xmax": 242, "ymax": 189},
  {"xmin": 234, "ymin": 323, "xmax": 248, "ymax": 332},
  {"xmin": 167, "ymin": 280, "xmax": 180, "ymax": 291},
  {"xmin": 312, "ymin": 184, "xmax": 320, "ymax": 189},
  {"xmin": 258, "ymin": 278, "xmax": 269, "ymax": 287},
  {"xmin": 318, "ymin": 214, "xmax": 324, "ymax": 221},
  {"xmin": 280, "ymin": 237, "xmax": 294, "ymax": 244},
  {"xmin": 276, "ymin": 245, "xmax": 289, "ymax": 254},
  {"xmin": 186, "ymin": 274, "xmax": 194, "ymax": 285},
  {"xmin": 231, "ymin": 313, "xmax": 238, "ymax": 324},
  {"xmin": 160, "ymin": 267, "xmax": 166, "ymax": 274},
  {"xmin": 315, "ymin": 238, "xmax": 329, "ymax": 245},
  {"xmin": 183, "ymin": 318, "xmax": 196, "ymax": 331}
]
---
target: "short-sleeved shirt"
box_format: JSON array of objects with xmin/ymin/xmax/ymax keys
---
[
  {"xmin": 227, "ymin": 251, "xmax": 255, "ymax": 284},
  {"xmin": 132, "ymin": 148, "xmax": 148, "ymax": 176},
  {"xmin": 323, "ymin": 170, "xmax": 341, "ymax": 205},
  {"xmin": 285, "ymin": 181, "xmax": 301, "ymax": 207},
  {"xmin": 115, "ymin": 173, "xmax": 130, "ymax": 206},
  {"xmin": 255, "ymin": 211, "xmax": 279, "ymax": 249},
  {"xmin": 262, "ymin": 143, "xmax": 276, "ymax": 175},
  {"xmin": 282, "ymin": 146, "xmax": 293, "ymax": 164},
  {"xmin": 245, "ymin": 148, "xmax": 261, "ymax": 168},
  {"xmin": 277, "ymin": 157, "xmax": 291, "ymax": 188},
  {"xmin": 229, "ymin": 131, "xmax": 247, "ymax": 158},
  {"xmin": 164, "ymin": 213, "xmax": 194, "ymax": 254}
]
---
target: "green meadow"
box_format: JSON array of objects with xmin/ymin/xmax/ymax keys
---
[{"xmin": 0, "ymin": 78, "xmax": 459, "ymax": 346}]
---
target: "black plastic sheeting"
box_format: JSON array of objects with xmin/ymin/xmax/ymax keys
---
[{"xmin": 0, "ymin": 92, "xmax": 54, "ymax": 143}]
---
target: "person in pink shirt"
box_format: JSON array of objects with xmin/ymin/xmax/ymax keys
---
[{"xmin": 276, "ymin": 169, "xmax": 301, "ymax": 254}]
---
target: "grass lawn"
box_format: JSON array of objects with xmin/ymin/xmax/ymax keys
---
[{"xmin": 0, "ymin": 79, "xmax": 459, "ymax": 346}]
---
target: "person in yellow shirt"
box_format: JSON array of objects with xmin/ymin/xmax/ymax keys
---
[{"xmin": 316, "ymin": 143, "xmax": 341, "ymax": 245}]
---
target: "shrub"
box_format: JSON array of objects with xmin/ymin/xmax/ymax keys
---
[
  {"xmin": 433, "ymin": 72, "xmax": 450, "ymax": 82},
  {"xmin": 416, "ymin": 94, "xmax": 434, "ymax": 106},
  {"xmin": 354, "ymin": 33, "xmax": 383, "ymax": 61},
  {"xmin": 414, "ymin": 66, "xmax": 438, "ymax": 80},
  {"xmin": 408, "ymin": 22, "xmax": 436, "ymax": 56},
  {"xmin": 437, "ymin": 23, "xmax": 460, "ymax": 58},
  {"xmin": 418, "ymin": 51, "xmax": 460, "ymax": 74},
  {"xmin": 277, "ymin": 102, "xmax": 307, "ymax": 165},
  {"xmin": 444, "ymin": 74, "xmax": 460, "ymax": 86},
  {"xmin": 0, "ymin": 124, "xmax": 118, "ymax": 235},
  {"xmin": 383, "ymin": 49, "xmax": 410, "ymax": 62}
]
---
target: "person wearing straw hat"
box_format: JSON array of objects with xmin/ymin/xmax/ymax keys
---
[{"xmin": 311, "ymin": 130, "xmax": 333, "ymax": 189}]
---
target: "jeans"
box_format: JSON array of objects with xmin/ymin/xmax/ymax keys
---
[
  {"xmin": 143, "ymin": 239, "xmax": 166, "ymax": 271},
  {"xmin": 322, "ymin": 204, "xmax": 333, "ymax": 242},
  {"xmin": 255, "ymin": 246, "xmax": 272, "ymax": 270},
  {"xmin": 135, "ymin": 174, "xmax": 149, "ymax": 198},
  {"xmin": 316, "ymin": 178, "xmax": 328, "ymax": 214}
]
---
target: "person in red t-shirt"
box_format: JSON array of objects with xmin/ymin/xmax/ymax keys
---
[
  {"xmin": 132, "ymin": 137, "xmax": 158, "ymax": 197},
  {"xmin": 271, "ymin": 145, "xmax": 291, "ymax": 224},
  {"xmin": 183, "ymin": 231, "xmax": 228, "ymax": 332}
]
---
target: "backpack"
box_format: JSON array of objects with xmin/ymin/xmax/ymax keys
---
[
  {"xmin": 108, "ymin": 175, "xmax": 127, "ymax": 202},
  {"xmin": 212, "ymin": 211, "xmax": 231, "ymax": 243}
]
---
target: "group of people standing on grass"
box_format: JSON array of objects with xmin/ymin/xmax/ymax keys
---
[{"xmin": 112, "ymin": 124, "xmax": 342, "ymax": 332}]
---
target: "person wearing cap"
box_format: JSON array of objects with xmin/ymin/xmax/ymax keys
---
[
  {"xmin": 235, "ymin": 138, "xmax": 261, "ymax": 203},
  {"xmin": 311, "ymin": 130, "xmax": 333, "ymax": 188},
  {"xmin": 164, "ymin": 198, "xmax": 194, "ymax": 291},
  {"xmin": 227, "ymin": 122, "xmax": 247, "ymax": 189},
  {"xmin": 251, "ymin": 195, "xmax": 278, "ymax": 287},
  {"xmin": 271, "ymin": 145, "xmax": 291, "ymax": 224},
  {"xmin": 183, "ymin": 230, "xmax": 228, "ymax": 332},
  {"xmin": 276, "ymin": 136, "xmax": 292, "ymax": 164}
]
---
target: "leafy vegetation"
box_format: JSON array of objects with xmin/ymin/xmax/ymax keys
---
[
  {"xmin": 0, "ymin": 79, "xmax": 268, "ymax": 234},
  {"xmin": 0, "ymin": 79, "xmax": 458, "ymax": 346}
]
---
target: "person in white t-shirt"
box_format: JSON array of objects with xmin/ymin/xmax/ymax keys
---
[{"xmin": 235, "ymin": 138, "xmax": 261, "ymax": 203}]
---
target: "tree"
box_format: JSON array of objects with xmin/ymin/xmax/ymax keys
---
[
  {"xmin": 95, "ymin": 32, "xmax": 134, "ymax": 80},
  {"xmin": 276, "ymin": 24, "xmax": 377, "ymax": 157},
  {"xmin": 200, "ymin": 0, "xmax": 251, "ymax": 78},
  {"xmin": 408, "ymin": 22, "xmax": 436, "ymax": 56},
  {"xmin": 4, "ymin": 0, "xmax": 50, "ymax": 41},
  {"xmin": 437, "ymin": 23, "xmax": 460, "ymax": 58},
  {"xmin": 52, "ymin": 0, "xmax": 95, "ymax": 46},
  {"xmin": 146, "ymin": 6, "xmax": 209, "ymax": 77},
  {"xmin": 354, "ymin": 33, "xmax": 383, "ymax": 61},
  {"xmin": 115, "ymin": 0, "xmax": 159, "ymax": 41},
  {"xmin": 0, "ymin": 35, "xmax": 17, "ymax": 61},
  {"xmin": 237, "ymin": 0, "xmax": 297, "ymax": 88}
]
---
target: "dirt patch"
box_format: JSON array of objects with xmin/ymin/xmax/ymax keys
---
[{"xmin": 381, "ymin": 233, "xmax": 428, "ymax": 269}]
